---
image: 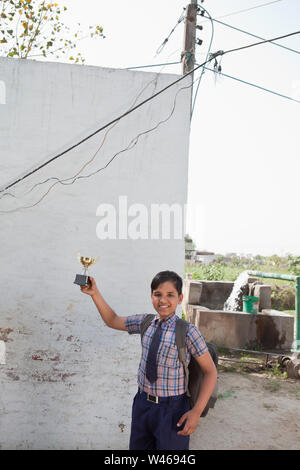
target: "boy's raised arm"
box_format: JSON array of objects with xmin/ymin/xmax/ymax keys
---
[{"xmin": 80, "ymin": 277, "xmax": 127, "ymax": 331}]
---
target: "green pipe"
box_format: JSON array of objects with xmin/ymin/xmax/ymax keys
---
[
  {"xmin": 248, "ymin": 270, "xmax": 296, "ymax": 282},
  {"xmin": 248, "ymin": 270, "xmax": 300, "ymax": 351}
]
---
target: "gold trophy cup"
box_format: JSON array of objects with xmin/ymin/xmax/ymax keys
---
[{"xmin": 74, "ymin": 253, "xmax": 98, "ymax": 287}]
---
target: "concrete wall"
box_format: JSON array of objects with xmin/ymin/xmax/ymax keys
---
[
  {"xmin": 187, "ymin": 306, "xmax": 294, "ymax": 351},
  {"xmin": 0, "ymin": 58, "xmax": 191, "ymax": 449},
  {"xmin": 184, "ymin": 279, "xmax": 294, "ymax": 351},
  {"xmin": 182, "ymin": 280, "xmax": 234, "ymax": 313},
  {"xmin": 183, "ymin": 279, "xmax": 272, "ymax": 313}
]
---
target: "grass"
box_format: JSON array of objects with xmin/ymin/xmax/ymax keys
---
[
  {"xmin": 289, "ymin": 389, "xmax": 300, "ymax": 400},
  {"xmin": 185, "ymin": 263, "xmax": 296, "ymax": 286},
  {"xmin": 217, "ymin": 389, "xmax": 237, "ymax": 399},
  {"xmin": 185, "ymin": 261, "xmax": 296, "ymax": 313},
  {"xmin": 263, "ymin": 380, "xmax": 281, "ymax": 392}
]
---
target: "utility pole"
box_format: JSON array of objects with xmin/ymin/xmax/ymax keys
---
[{"xmin": 182, "ymin": 0, "xmax": 198, "ymax": 75}]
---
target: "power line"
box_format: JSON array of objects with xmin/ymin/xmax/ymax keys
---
[
  {"xmin": 218, "ymin": 0, "xmax": 283, "ymax": 19},
  {"xmin": 0, "ymin": 80, "xmax": 195, "ymax": 213},
  {"xmin": 222, "ymin": 30, "xmax": 300, "ymax": 56},
  {"xmin": 125, "ymin": 61, "xmax": 181, "ymax": 70},
  {"xmin": 192, "ymin": 29, "xmax": 300, "ymax": 114},
  {"xmin": 20, "ymin": 70, "xmax": 167, "ymax": 198},
  {"xmin": 204, "ymin": 16, "xmax": 300, "ymax": 56},
  {"xmin": 0, "ymin": 56, "xmax": 217, "ymax": 195},
  {"xmin": 199, "ymin": 0, "xmax": 283, "ymax": 23},
  {"xmin": 155, "ymin": 8, "xmax": 185, "ymax": 56},
  {"xmin": 203, "ymin": 66, "xmax": 300, "ymax": 104},
  {"xmin": 26, "ymin": 55, "xmax": 186, "ymax": 200},
  {"xmin": 1, "ymin": 29, "xmax": 299, "ymax": 196}
]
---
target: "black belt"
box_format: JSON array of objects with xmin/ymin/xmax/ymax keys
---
[
  {"xmin": 138, "ymin": 389, "xmax": 186, "ymax": 405},
  {"xmin": 147, "ymin": 393, "xmax": 159, "ymax": 404}
]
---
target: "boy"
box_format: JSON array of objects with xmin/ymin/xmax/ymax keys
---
[{"xmin": 80, "ymin": 270, "xmax": 217, "ymax": 450}]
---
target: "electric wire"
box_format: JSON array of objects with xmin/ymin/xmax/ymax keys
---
[
  {"xmin": 24, "ymin": 63, "xmax": 168, "ymax": 196},
  {"xmin": 222, "ymin": 30, "xmax": 300, "ymax": 56},
  {"xmin": 0, "ymin": 69, "xmax": 159, "ymax": 200},
  {"xmin": 44, "ymin": 81, "xmax": 194, "ymax": 189},
  {"xmin": 23, "ymin": 56, "xmax": 183, "ymax": 198},
  {"xmin": 125, "ymin": 61, "xmax": 181, "ymax": 70},
  {"xmin": 0, "ymin": 56, "xmax": 187, "ymax": 210},
  {"xmin": 0, "ymin": 76, "xmax": 197, "ymax": 213},
  {"xmin": 155, "ymin": 8, "xmax": 185, "ymax": 56},
  {"xmin": 0, "ymin": 55, "xmax": 216, "ymax": 196},
  {"xmin": 203, "ymin": 15, "xmax": 300, "ymax": 56},
  {"xmin": 202, "ymin": 65, "xmax": 300, "ymax": 104},
  {"xmin": 1, "ymin": 29, "xmax": 300, "ymax": 198},
  {"xmin": 198, "ymin": 0, "xmax": 283, "ymax": 23}
]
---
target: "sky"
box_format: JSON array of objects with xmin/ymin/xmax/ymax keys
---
[{"xmin": 17, "ymin": 0, "xmax": 300, "ymax": 256}]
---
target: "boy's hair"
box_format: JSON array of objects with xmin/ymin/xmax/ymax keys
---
[{"xmin": 151, "ymin": 271, "xmax": 183, "ymax": 295}]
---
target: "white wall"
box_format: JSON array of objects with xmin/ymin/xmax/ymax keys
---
[{"xmin": 0, "ymin": 57, "xmax": 191, "ymax": 449}]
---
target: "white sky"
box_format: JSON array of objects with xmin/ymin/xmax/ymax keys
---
[{"xmin": 47, "ymin": 0, "xmax": 300, "ymax": 256}]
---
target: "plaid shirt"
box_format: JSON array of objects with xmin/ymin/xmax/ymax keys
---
[{"xmin": 125, "ymin": 313, "xmax": 208, "ymax": 397}]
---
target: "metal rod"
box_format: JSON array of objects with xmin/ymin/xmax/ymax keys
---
[
  {"xmin": 219, "ymin": 357, "xmax": 263, "ymax": 365},
  {"xmin": 218, "ymin": 346, "xmax": 289, "ymax": 357}
]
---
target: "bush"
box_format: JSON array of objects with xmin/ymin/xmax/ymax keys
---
[
  {"xmin": 271, "ymin": 285, "xmax": 295, "ymax": 311},
  {"xmin": 191, "ymin": 264, "xmax": 225, "ymax": 281}
]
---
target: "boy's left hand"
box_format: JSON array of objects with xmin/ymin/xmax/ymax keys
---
[{"xmin": 177, "ymin": 409, "xmax": 200, "ymax": 436}]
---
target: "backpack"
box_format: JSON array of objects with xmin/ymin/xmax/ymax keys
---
[{"xmin": 140, "ymin": 314, "xmax": 218, "ymax": 417}]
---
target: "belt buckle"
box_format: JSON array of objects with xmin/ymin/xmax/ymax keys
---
[{"xmin": 147, "ymin": 394, "xmax": 159, "ymax": 404}]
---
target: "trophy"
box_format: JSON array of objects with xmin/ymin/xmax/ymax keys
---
[{"xmin": 74, "ymin": 253, "xmax": 98, "ymax": 287}]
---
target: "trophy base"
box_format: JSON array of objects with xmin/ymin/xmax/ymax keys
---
[{"xmin": 74, "ymin": 274, "xmax": 91, "ymax": 287}]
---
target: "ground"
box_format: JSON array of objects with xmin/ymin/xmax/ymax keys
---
[{"xmin": 190, "ymin": 361, "xmax": 300, "ymax": 450}]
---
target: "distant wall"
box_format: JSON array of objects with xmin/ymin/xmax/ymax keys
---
[{"xmin": 183, "ymin": 280, "xmax": 234, "ymax": 313}]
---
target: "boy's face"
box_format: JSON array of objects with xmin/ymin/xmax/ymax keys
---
[{"xmin": 151, "ymin": 281, "xmax": 183, "ymax": 320}]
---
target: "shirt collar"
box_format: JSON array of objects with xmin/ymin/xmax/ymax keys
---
[{"xmin": 155, "ymin": 312, "xmax": 177, "ymax": 326}]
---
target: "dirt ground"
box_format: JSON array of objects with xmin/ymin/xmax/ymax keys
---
[{"xmin": 190, "ymin": 358, "xmax": 300, "ymax": 450}]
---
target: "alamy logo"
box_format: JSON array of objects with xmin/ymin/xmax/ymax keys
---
[
  {"xmin": 0, "ymin": 80, "xmax": 6, "ymax": 104},
  {"xmin": 96, "ymin": 196, "xmax": 187, "ymax": 240}
]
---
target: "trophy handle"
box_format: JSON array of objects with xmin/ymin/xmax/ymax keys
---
[{"xmin": 74, "ymin": 254, "xmax": 97, "ymax": 287}]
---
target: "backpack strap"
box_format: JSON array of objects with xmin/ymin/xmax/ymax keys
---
[
  {"xmin": 140, "ymin": 314, "xmax": 155, "ymax": 340},
  {"xmin": 175, "ymin": 318, "xmax": 191, "ymax": 397}
]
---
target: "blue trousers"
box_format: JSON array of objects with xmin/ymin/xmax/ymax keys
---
[{"xmin": 129, "ymin": 390, "xmax": 190, "ymax": 450}]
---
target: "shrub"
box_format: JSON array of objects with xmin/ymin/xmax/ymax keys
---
[{"xmin": 271, "ymin": 285, "xmax": 295, "ymax": 311}]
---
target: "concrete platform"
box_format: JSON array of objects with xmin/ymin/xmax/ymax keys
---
[{"xmin": 186, "ymin": 305, "xmax": 294, "ymax": 351}]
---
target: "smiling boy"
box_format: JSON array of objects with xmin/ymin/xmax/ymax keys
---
[{"xmin": 81, "ymin": 270, "xmax": 217, "ymax": 450}]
